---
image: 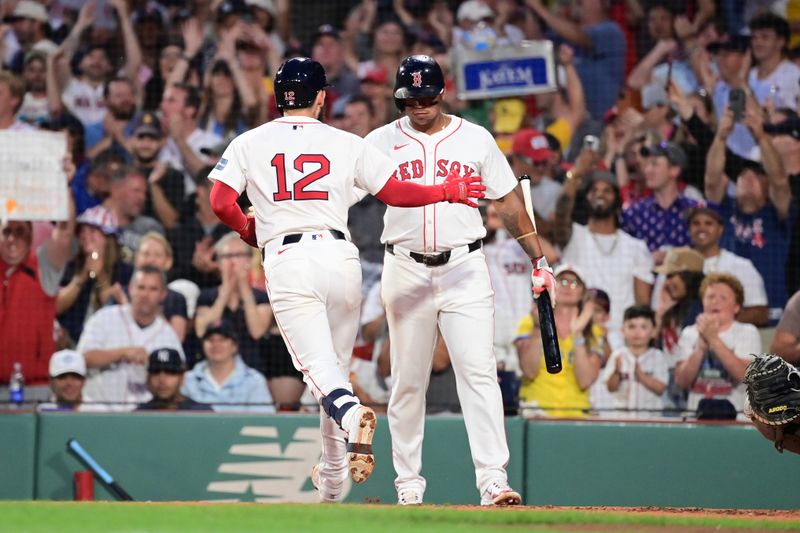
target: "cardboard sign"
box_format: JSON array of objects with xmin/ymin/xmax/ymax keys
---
[
  {"xmin": 454, "ymin": 40, "xmax": 557, "ymax": 100},
  {"xmin": 0, "ymin": 130, "xmax": 68, "ymax": 221}
]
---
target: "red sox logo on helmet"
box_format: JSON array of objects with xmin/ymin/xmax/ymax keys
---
[
  {"xmin": 411, "ymin": 71, "xmax": 423, "ymax": 88},
  {"xmin": 285, "ymin": 91, "xmax": 295, "ymax": 104}
]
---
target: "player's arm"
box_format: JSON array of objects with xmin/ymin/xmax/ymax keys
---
[
  {"xmin": 209, "ymin": 181, "xmax": 257, "ymax": 247},
  {"xmin": 770, "ymin": 330, "xmax": 800, "ymax": 365},
  {"xmin": 373, "ymin": 169, "xmax": 485, "ymax": 207}
]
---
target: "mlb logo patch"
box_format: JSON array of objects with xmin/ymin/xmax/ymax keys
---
[
  {"xmin": 312, "ymin": 233, "xmax": 324, "ymax": 240},
  {"xmin": 215, "ymin": 158, "xmax": 228, "ymax": 171}
]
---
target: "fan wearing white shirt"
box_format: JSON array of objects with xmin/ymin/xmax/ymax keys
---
[
  {"xmin": 556, "ymin": 169, "xmax": 654, "ymax": 332},
  {"xmin": 674, "ymin": 272, "xmax": 762, "ymax": 417},
  {"xmin": 78, "ymin": 265, "xmax": 184, "ymax": 411},
  {"xmin": 603, "ymin": 305, "xmax": 668, "ymax": 419},
  {"xmin": 158, "ymin": 83, "xmax": 221, "ymax": 196},
  {"xmin": 686, "ymin": 205, "xmax": 769, "ymax": 325},
  {"xmin": 748, "ymin": 13, "xmax": 800, "ymax": 111}
]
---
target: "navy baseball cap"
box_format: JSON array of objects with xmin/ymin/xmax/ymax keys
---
[
  {"xmin": 764, "ymin": 115, "xmax": 800, "ymax": 140},
  {"xmin": 132, "ymin": 111, "xmax": 162, "ymax": 137},
  {"xmin": 707, "ymin": 34, "xmax": 750, "ymax": 54},
  {"xmin": 148, "ymin": 348, "xmax": 185, "ymax": 374},
  {"xmin": 641, "ymin": 141, "xmax": 687, "ymax": 170},
  {"xmin": 683, "ymin": 202, "xmax": 724, "ymax": 224},
  {"xmin": 203, "ymin": 321, "xmax": 239, "ymax": 344}
]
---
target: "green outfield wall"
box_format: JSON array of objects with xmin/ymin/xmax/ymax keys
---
[
  {"xmin": 0, "ymin": 413, "xmax": 36, "ymax": 499},
  {"xmin": 3, "ymin": 412, "xmax": 798, "ymax": 508}
]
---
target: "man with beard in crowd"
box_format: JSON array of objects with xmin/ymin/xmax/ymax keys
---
[
  {"xmin": 555, "ymin": 170, "xmax": 654, "ymax": 334},
  {"xmin": 86, "ymin": 77, "xmax": 138, "ymax": 159},
  {"xmin": 129, "ymin": 111, "xmax": 184, "ymax": 231},
  {"xmin": 17, "ymin": 50, "xmax": 49, "ymax": 126},
  {"xmin": 49, "ymin": 0, "xmax": 141, "ymax": 149}
]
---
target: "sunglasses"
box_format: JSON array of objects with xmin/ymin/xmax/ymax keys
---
[
  {"xmin": 1, "ymin": 226, "xmax": 30, "ymax": 240},
  {"xmin": 558, "ymin": 277, "xmax": 582, "ymax": 289},
  {"xmin": 404, "ymin": 96, "xmax": 441, "ymax": 109}
]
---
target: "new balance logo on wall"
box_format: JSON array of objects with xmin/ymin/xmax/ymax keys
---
[{"xmin": 206, "ymin": 426, "xmax": 352, "ymax": 502}]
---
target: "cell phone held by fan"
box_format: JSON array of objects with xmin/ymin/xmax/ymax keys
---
[{"xmin": 729, "ymin": 88, "xmax": 746, "ymax": 122}]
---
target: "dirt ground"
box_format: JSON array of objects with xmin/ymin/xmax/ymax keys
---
[{"xmin": 445, "ymin": 505, "xmax": 800, "ymax": 532}]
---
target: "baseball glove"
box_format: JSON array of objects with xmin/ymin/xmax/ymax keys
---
[{"xmin": 743, "ymin": 354, "xmax": 800, "ymax": 452}]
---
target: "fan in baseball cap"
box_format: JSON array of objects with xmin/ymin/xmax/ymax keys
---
[
  {"xmin": 132, "ymin": 111, "xmax": 163, "ymax": 138},
  {"xmin": 147, "ymin": 348, "xmax": 186, "ymax": 374},
  {"xmin": 640, "ymin": 141, "xmax": 687, "ymax": 171},
  {"xmin": 4, "ymin": 0, "xmax": 49, "ymax": 23},
  {"xmin": 202, "ymin": 320, "xmax": 239, "ymax": 344},
  {"xmin": 512, "ymin": 129, "xmax": 553, "ymax": 162},
  {"xmin": 76, "ymin": 205, "xmax": 119, "ymax": 236},
  {"xmin": 49, "ymin": 350, "xmax": 87, "ymax": 378}
]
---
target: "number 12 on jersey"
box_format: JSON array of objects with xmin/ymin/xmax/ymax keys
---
[{"xmin": 271, "ymin": 153, "xmax": 331, "ymax": 202}]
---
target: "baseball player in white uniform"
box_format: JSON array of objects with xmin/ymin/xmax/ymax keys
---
[
  {"xmin": 207, "ymin": 58, "xmax": 486, "ymax": 501},
  {"xmin": 366, "ymin": 55, "xmax": 557, "ymax": 506}
]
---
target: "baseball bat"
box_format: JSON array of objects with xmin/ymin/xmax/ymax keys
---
[
  {"xmin": 518, "ymin": 175, "xmax": 562, "ymax": 374},
  {"xmin": 67, "ymin": 438, "xmax": 134, "ymax": 501}
]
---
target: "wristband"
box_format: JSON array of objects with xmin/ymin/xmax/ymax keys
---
[
  {"xmin": 532, "ymin": 255, "xmax": 549, "ymax": 270},
  {"xmin": 516, "ymin": 231, "xmax": 537, "ymax": 240}
]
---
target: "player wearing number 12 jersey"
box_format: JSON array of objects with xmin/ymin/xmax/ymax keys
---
[
  {"xmin": 207, "ymin": 57, "xmax": 485, "ymax": 501},
  {"xmin": 366, "ymin": 55, "xmax": 557, "ymax": 506}
]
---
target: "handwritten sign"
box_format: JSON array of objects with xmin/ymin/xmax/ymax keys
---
[
  {"xmin": 0, "ymin": 130, "xmax": 68, "ymax": 221},
  {"xmin": 454, "ymin": 40, "xmax": 557, "ymax": 100}
]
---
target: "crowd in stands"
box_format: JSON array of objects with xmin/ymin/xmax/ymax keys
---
[{"xmin": 1, "ymin": 0, "xmax": 799, "ymax": 420}]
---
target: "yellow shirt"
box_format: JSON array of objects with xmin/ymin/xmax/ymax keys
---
[
  {"xmin": 515, "ymin": 314, "xmax": 603, "ymax": 418},
  {"xmin": 788, "ymin": 1, "xmax": 800, "ymax": 48},
  {"xmin": 545, "ymin": 117, "xmax": 573, "ymax": 154}
]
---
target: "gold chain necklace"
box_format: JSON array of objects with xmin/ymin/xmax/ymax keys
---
[{"xmin": 590, "ymin": 230, "xmax": 619, "ymax": 256}]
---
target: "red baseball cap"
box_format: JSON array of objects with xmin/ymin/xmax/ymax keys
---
[{"xmin": 511, "ymin": 129, "xmax": 553, "ymax": 162}]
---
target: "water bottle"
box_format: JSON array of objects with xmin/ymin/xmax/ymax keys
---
[
  {"xmin": 9, "ymin": 362, "xmax": 25, "ymax": 406},
  {"xmin": 466, "ymin": 21, "xmax": 496, "ymax": 51}
]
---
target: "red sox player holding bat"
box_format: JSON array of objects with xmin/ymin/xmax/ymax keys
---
[
  {"xmin": 208, "ymin": 58, "xmax": 486, "ymax": 502},
  {"xmin": 366, "ymin": 55, "xmax": 557, "ymax": 506}
]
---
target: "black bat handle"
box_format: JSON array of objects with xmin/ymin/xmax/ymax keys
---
[{"xmin": 536, "ymin": 291, "xmax": 563, "ymax": 374}]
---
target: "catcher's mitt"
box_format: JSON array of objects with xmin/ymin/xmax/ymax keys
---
[{"xmin": 744, "ymin": 354, "xmax": 800, "ymax": 452}]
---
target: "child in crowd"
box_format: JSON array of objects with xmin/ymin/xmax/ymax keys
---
[{"xmin": 602, "ymin": 305, "xmax": 668, "ymax": 419}]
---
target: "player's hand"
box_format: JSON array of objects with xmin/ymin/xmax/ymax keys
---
[
  {"xmin": 531, "ymin": 256, "xmax": 556, "ymax": 306},
  {"xmin": 441, "ymin": 169, "xmax": 485, "ymax": 207},
  {"xmin": 238, "ymin": 215, "xmax": 258, "ymax": 248}
]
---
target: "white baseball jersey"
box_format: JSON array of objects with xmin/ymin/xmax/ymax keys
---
[
  {"xmin": 366, "ymin": 115, "xmax": 518, "ymax": 252},
  {"xmin": 209, "ymin": 116, "xmax": 397, "ymax": 247},
  {"xmin": 600, "ymin": 347, "xmax": 669, "ymax": 418},
  {"xmin": 62, "ymin": 78, "xmax": 106, "ymax": 127},
  {"xmin": 483, "ymin": 238, "xmax": 532, "ymax": 368},
  {"xmin": 77, "ymin": 304, "xmax": 184, "ymax": 411}
]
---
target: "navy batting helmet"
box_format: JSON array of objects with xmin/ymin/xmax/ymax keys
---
[
  {"xmin": 393, "ymin": 55, "xmax": 445, "ymax": 110},
  {"xmin": 274, "ymin": 57, "xmax": 330, "ymax": 109}
]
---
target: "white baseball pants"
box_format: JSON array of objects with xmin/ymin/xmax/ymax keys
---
[{"xmin": 382, "ymin": 247, "xmax": 511, "ymax": 496}]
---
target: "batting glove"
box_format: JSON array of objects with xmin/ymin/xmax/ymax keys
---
[
  {"xmin": 238, "ymin": 215, "xmax": 258, "ymax": 248},
  {"xmin": 531, "ymin": 256, "xmax": 556, "ymax": 306},
  {"xmin": 441, "ymin": 169, "xmax": 486, "ymax": 208}
]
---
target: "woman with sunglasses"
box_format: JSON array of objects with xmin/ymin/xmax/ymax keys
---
[{"xmin": 515, "ymin": 264, "xmax": 609, "ymax": 419}]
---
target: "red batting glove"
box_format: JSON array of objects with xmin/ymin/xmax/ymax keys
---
[
  {"xmin": 531, "ymin": 256, "xmax": 556, "ymax": 306},
  {"xmin": 238, "ymin": 215, "xmax": 258, "ymax": 248},
  {"xmin": 441, "ymin": 169, "xmax": 486, "ymax": 208}
]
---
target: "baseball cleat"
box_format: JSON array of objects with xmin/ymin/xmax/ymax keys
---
[
  {"xmin": 397, "ymin": 488, "xmax": 423, "ymax": 505},
  {"xmin": 345, "ymin": 406, "xmax": 377, "ymax": 484},
  {"xmin": 311, "ymin": 463, "xmax": 344, "ymax": 503},
  {"xmin": 480, "ymin": 481, "xmax": 521, "ymax": 506}
]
